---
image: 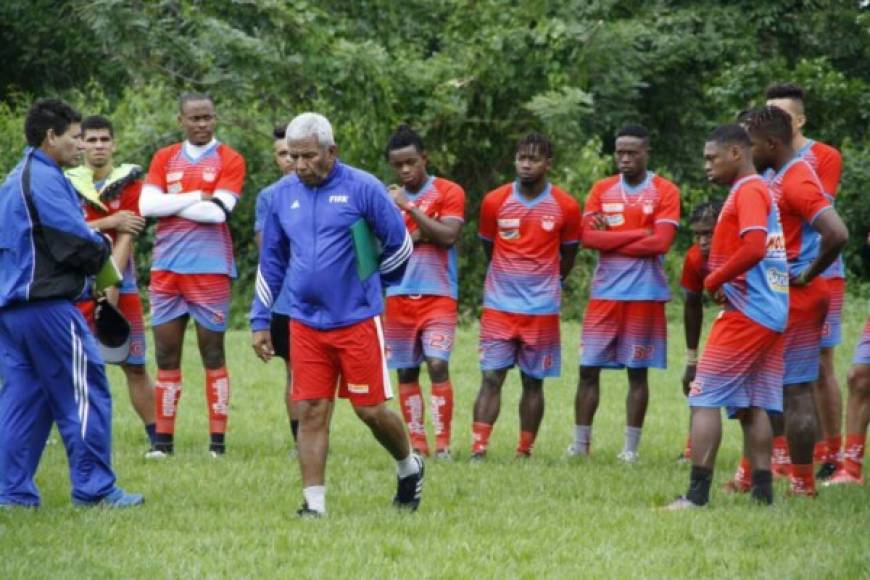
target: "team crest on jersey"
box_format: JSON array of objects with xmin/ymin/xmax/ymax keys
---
[
  {"xmin": 540, "ymin": 216, "xmax": 555, "ymax": 231},
  {"xmin": 202, "ymin": 168, "xmax": 217, "ymax": 183},
  {"xmin": 642, "ymin": 199, "xmax": 655, "ymax": 215},
  {"xmin": 109, "ymin": 199, "xmax": 121, "ymax": 211}
]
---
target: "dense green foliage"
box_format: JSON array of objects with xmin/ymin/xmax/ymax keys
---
[{"xmin": 2, "ymin": 1, "xmax": 868, "ymax": 324}]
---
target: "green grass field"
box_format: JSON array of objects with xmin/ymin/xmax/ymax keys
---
[{"xmin": 1, "ymin": 299, "xmax": 868, "ymax": 578}]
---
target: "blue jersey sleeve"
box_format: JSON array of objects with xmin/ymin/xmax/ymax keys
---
[
  {"xmin": 29, "ymin": 159, "xmax": 110, "ymax": 275},
  {"xmin": 362, "ymin": 181, "xmax": 412, "ymax": 287},
  {"xmin": 250, "ymin": 193, "xmax": 290, "ymax": 332}
]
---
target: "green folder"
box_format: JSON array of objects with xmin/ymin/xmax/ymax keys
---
[
  {"xmin": 94, "ymin": 257, "xmax": 122, "ymax": 291},
  {"xmin": 350, "ymin": 218, "xmax": 381, "ymax": 280}
]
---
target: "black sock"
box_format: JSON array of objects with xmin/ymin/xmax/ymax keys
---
[
  {"xmin": 687, "ymin": 465, "xmax": 713, "ymax": 506},
  {"xmin": 290, "ymin": 420, "xmax": 299, "ymax": 443},
  {"xmin": 750, "ymin": 469, "xmax": 774, "ymax": 505},
  {"xmin": 145, "ymin": 423, "xmax": 157, "ymax": 446},
  {"xmin": 155, "ymin": 432, "xmax": 174, "ymax": 453},
  {"xmin": 210, "ymin": 433, "xmax": 225, "ymax": 453}
]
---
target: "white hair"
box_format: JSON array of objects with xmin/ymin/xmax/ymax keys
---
[{"xmin": 286, "ymin": 112, "xmax": 335, "ymax": 147}]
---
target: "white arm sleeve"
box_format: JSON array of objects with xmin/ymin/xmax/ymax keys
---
[
  {"xmin": 139, "ymin": 185, "xmax": 202, "ymax": 217},
  {"xmin": 177, "ymin": 201, "xmax": 227, "ymax": 223},
  {"xmin": 213, "ymin": 189, "xmax": 239, "ymax": 212}
]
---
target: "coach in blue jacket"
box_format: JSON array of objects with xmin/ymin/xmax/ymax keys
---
[
  {"xmin": 0, "ymin": 99, "xmax": 143, "ymax": 508},
  {"xmin": 251, "ymin": 112, "xmax": 424, "ymax": 517}
]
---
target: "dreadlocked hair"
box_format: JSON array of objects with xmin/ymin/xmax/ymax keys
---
[
  {"xmin": 690, "ymin": 200, "xmax": 722, "ymax": 226},
  {"xmin": 746, "ymin": 105, "xmax": 792, "ymax": 144},
  {"xmin": 516, "ymin": 132, "xmax": 553, "ymax": 158}
]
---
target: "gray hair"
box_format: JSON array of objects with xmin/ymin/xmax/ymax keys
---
[{"xmin": 286, "ymin": 112, "xmax": 335, "ymax": 147}]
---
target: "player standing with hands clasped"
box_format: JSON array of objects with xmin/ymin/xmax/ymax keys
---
[{"xmin": 252, "ymin": 112, "xmax": 423, "ymax": 517}]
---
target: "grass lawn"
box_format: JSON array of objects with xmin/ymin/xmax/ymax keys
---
[{"xmin": 1, "ymin": 298, "xmax": 868, "ymax": 578}]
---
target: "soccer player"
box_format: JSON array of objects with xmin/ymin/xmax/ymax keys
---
[
  {"xmin": 746, "ymin": 105, "xmax": 848, "ymax": 497},
  {"xmin": 139, "ymin": 93, "xmax": 246, "ymax": 457},
  {"xmin": 677, "ymin": 201, "xmax": 721, "ymax": 462},
  {"xmin": 252, "ymin": 123, "xmax": 298, "ymax": 452},
  {"xmin": 571, "ymin": 124, "xmax": 680, "ymax": 462},
  {"xmin": 471, "ymin": 133, "xmax": 580, "ymax": 460},
  {"xmin": 765, "ymin": 83, "xmax": 845, "ymax": 479},
  {"xmin": 825, "ymin": 315, "xmax": 870, "ymax": 486},
  {"xmin": 384, "ymin": 125, "xmax": 466, "ymax": 459},
  {"xmin": 66, "ymin": 115, "xmax": 157, "ymax": 452},
  {"xmin": 0, "ymin": 99, "xmax": 142, "ymax": 508},
  {"xmin": 251, "ymin": 112, "xmax": 422, "ymax": 517},
  {"xmin": 667, "ymin": 124, "xmax": 789, "ymax": 510}
]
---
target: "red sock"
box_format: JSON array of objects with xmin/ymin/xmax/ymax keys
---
[
  {"xmin": 155, "ymin": 369, "xmax": 182, "ymax": 435},
  {"xmin": 399, "ymin": 382, "xmax": 428, "ymax": 453},
  {"xmin": 734, "ymin": 456, "xmax": 752, "ymax": 489},
  {"xmin": 843, "ymin": 433, "xmax": 866, "ymax": 478},
  {"xmin": 789, "ymin": 463, "xmax": 816, "ymax": 496},
  {"xmin": 517, "ymin": 430, "xmax": 536, "ymax": 456},
  {"xmin": 430, "ymin": 381, "xmax": 453, "ymax": 452},
  {"xmin": 206, "ymin": 367, "xmax": 230, "ymax": 434},
  {"xmin": 824, "ymin": 435, "xmax": 842, "ymax": 466},
  {"xmin": 771, "ymin": 435, "xmax": 791, "ymax": 475},
  {"xmin": 683, "ymin": 436, "xmax": 692, "ymax": 460},
  {"xmin": 472, "ymin": 422, "xmax": 493, "ymax": 454}
]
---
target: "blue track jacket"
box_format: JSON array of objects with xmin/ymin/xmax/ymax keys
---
[
  {"xmin": 250, "ymin": 161, "xmax": 412, "ymax": 331},
  {"xmin": 0, "ymin": 148, "xmax": 110, "ymax": 308}
]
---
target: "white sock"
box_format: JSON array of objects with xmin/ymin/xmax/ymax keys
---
[
  {"xmin": 397, "ymin": 454, "xmax": 420, "ymax": 478},
  {"xmin": 574, "ymin": 425, "xmax": 591, "ymax": 454},
  {"xmin": 302, "ymin": 485, "xmax": 326, "ymax": 513},
  {"xmin": 624, "ymin": 426, "xmax": 642, "ymax": 454}
]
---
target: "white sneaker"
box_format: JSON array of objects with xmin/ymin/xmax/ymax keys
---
[
  {"xmin": 566, "ymin": 443, "xmax": 589, "ymax": 458},
  {"xmin": 144, "ymin": 448, "xmax": 168, "ymax": 460},
  {"xmin": 617, "ymin": 450, "xmax": 639, "ymax": 463}
]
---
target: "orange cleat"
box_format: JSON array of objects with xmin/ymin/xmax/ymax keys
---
[{"xmin": 823, "ymin": 469, "xmax": 864, "ymax": 487}]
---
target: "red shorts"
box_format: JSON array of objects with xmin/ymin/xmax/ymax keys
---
[
  {"xmin": 76, "ymin": 293, "xmax": 147, "ymax": 365},
  {"xmin": 384, "ymin": 295, "xmax": 457, "ymax": 369},
  {"xmin": 783, "ymin": 278, "xmax": 829, "ymax": 385},
  {"xmin": 149, "ymin": 271, "xmax": 231, "ymax": 332},
  {"xmin": 821, "ymin": 277, "xmax": 844, "ymax": 348},
  {"xmin": 580, "ymin": 300, "xmax": 667, "ymax": 369},
  {"xmin": 479, "ymin": 309, "xmax": 561, "ymax": 378},
  {"xmin": 290, "ymin": 317, "xmax": 392, "ymax": 407}
]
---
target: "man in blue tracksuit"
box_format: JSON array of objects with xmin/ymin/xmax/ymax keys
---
[
  {"xmin": 0, "ymin": 99, "xmax": 143, "ymax": 508},
  {"xmin": 250, "ymin": 112, "xmax": 423, "ymax": 517}
]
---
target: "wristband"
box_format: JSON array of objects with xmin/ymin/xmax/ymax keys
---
[
  {"xmin": 209, "ymin": 197, "xmax": 231, "ymax": 220},
  {"xmin": 686, "ymin": 349, "xmax": 699, "ymax": 365}
]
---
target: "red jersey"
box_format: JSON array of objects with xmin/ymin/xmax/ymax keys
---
[
  {"xmin": 478, "ymin": 182, "xmax": 580, "ymax": 315},
  {"xmin": 767, "ymin": 158, "xmax": 831, "ymax": 278},
  {"xmin": 680, "ymin": 244, "xmax": 708, "ymax": 295},
  {"xmin": 144, "ymin": 141, "xmax": 246, "ymax": 276},
  {"xmin": 583, "ymin": 172, "xmax": 680, "ymax": 301}
]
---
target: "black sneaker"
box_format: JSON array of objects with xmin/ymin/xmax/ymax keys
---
[
  {"xmin": 296, "ymin": 502, "xmax": 323, "ymax": 518},
  {"xmin": 816, "ymin": 462, "xmax": 838, "ymax": 481},
  {"xmin": 470, "ymin": 451, "xmax": 486, "ymax": 463},
  {"xmin": 393, "ymin": 455, "xmax": 425, "ymax": 511}
]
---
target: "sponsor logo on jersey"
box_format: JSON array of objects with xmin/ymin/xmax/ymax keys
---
[
  {"xmin": 606, "ymin": 213, "xmax": 625, "ymax": 227},
  {"xmin": 167, "ymin": 171, "xmax": 184, "ymax": 182},
  {"xmin": 329, "ymin": 194, "xmax": 348, "ymax": 204},
  {"xmin": 498, "ymin": 218, "xmax": 520, "ymax": 240},
  {"xmin": 767, "ymin": 267, "xmax": 789, "ymax": 293},
  {"xmin": 602, "ymin": 203, "xmax": 624, "ymax": 213},
  {"xmin": 765, "ymin": 232, "xmax": 786, "ymax": 258},
  {"xmin": 498, "ymin": 219, "xmax": 520, "ymax": 228},
  {"xmin": 541, "ymin": 216, "xmax": 555, "ymax": 231},
  {"xmin": 347, "ymin": 383, "xmax": 369, "ymax": 394}
]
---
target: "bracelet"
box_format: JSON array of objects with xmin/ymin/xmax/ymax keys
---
[{"xmin": 686, "ymin": 349, "xmax": 699, "ymax": 365}]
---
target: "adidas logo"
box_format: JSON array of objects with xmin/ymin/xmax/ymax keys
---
[{"xmin": 291, "ymin": 200, "xmax": 300, "ymax": 209}]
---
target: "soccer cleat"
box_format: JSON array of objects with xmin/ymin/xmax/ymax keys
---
[
  {"xmin": 393, "ymin": 455, "xmax": 425, "ymax": 511},
  {"xmin": 144, "ymin": 446, "xmax": 169, "ymax": 460},
  {"xmin": 469, "ymin": 451, "xmax": 486, "ymax": 463},
  {"xmin": 209, "ymin": 443, "xmax": 225, "ymax": 458},
  {"xmin": 815, "ymin": 462, "xmax": 838, "ymax": 481},
  {"xmin": 663, "ymin": 496, "xmax": 703, "ymax": 511},
  {"xmin": 515, "ymin": 450, "xmax": 531, "ymax": 460},
  {"xmin": 617, "ymin": 450, "xmax": 639, "ymax": 464},
  {"xmin": 74, "ymin": 487, "xmax": 144, "ymax": 508},
  {"xmin": 296, "ymin": 502, "xmax": 324, "ymax": 518},
  {"xmin": 823, "ymin": 469, "xmax": 864, "ymax": 487},
  {"xmin": 675, "ymin": 453, "xmax": 691, "ymax": 466},
  {"xmin": 721, "ymin": 478, "xmax": 751, "ymax": 495},
  {"xmin": 434, "ymin": 449, "xmax": 452, "ymax": 461},
  {"xmin": 566, "ymin": 443, "xmax": 589, "ymax": 458}
]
